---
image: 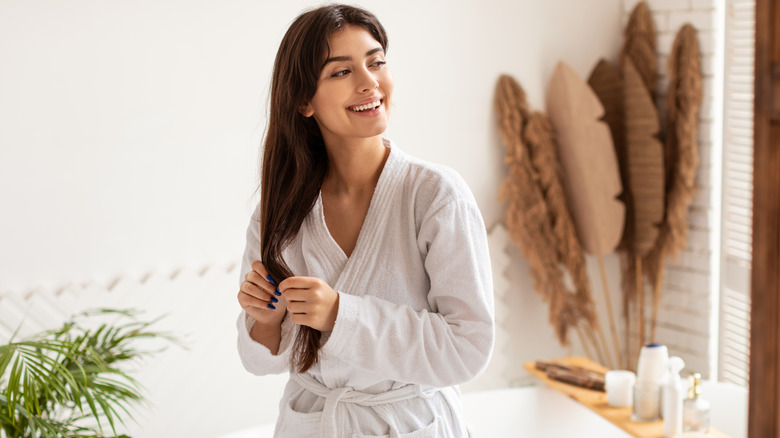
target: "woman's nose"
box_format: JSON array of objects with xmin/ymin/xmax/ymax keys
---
[{"xmin": 356, "ymin": 68, "xmax": 379, "ymax": 93}]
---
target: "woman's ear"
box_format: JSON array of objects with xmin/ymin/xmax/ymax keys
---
[{"xmin": 299, "ymin": 103, "xmax": 314, "ymax": 118}]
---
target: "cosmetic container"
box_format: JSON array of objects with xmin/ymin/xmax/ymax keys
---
[
  {"xmin": 682, "ymin": 373, "xmax": 710, "ymax": 433},
  {"xmin": 632, "ymin": 344, "xmax": 668, "ymax": 422},
  {"xmin": 606, "ymin": 370, "xmax": 636, "ymax": 407},
  {"xmin": 632, "ymin": 382, "xmax": 661, "ymax": 422},
  {"xmin": 662, "ymin": 356, "xmax": 685, "ymax": 437}
]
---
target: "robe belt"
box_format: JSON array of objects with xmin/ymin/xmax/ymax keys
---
[{"xmin": 292, "ymin": 372, "xmax": 440, "ymax": 438}]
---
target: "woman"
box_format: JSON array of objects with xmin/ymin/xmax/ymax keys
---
[{"xmin": 236, "ymin": 4, "xmax": 494, "ymax": 437}]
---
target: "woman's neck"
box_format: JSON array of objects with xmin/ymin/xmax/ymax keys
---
[{"xmin": 322, "ymin": 136, "xmax": 389, "ymax": 196}]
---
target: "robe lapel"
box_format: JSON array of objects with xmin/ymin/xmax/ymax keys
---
[
  {"xmin": 307, "ymin": 141, "xmax": 403, "ymax": 296},
  {"xmin": 333, "ymin": 143, "xmax": 402, "ymax": 295}
]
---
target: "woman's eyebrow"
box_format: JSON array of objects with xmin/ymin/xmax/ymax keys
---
[{"xmin": 323, "ymin": 47, "xmax": 384, "ymax": 66}]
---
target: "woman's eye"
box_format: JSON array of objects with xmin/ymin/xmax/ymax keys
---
[
  {"xmin": 371, "ymin": 60, "xmax": 386, "ymax": 68},
  {"xmin": 332, "ymin": 69, "xmax": 350, "ymax": 77}
]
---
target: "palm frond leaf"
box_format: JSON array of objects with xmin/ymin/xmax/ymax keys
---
[
  {"xmin": 0, "ymin": 308, "xmax": 176, "ymax": 436},
  {"xmin": 546, "ymin": 61, "xmax": 625, "ymax": 256},
  {"xmin": 546, "ymin": 61, "xmax": 626, "ymax": 368},
  {"xmin": 623, "ymin": 58, "xmax": 665, "ymax": 258},
  {"xmin": 589, "ymin": 59, "xmax": 630, "ymax": 249}
]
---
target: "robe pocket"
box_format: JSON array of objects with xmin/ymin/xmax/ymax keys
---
[
  {"xmin": 352, "ymin": 415, "xmax": 444, "ymax": 438},
  {"xmin": 274, "ymin": 398, "xmax": 322, "ymax": 437}
]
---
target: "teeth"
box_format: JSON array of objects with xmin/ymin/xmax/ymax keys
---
[{"xmin": 351, "ymin": 100, "xmax": 381, "ymax": 112}]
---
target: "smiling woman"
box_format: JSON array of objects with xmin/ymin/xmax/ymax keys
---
[{"xmin": 234, "ymin": 4, "xmax": 494, "ymax": 438}]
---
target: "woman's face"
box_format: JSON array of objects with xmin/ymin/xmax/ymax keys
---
[{"xmin": 302, "ymin": 25, "xmax": 393, "ymax": 145}]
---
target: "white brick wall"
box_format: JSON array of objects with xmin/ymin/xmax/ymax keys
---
[{"xmin": 622, "ymin": 1, "xmax": 718, "ymax": 378}]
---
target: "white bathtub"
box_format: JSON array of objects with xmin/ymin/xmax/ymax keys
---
[{"xmin": 218, "ymin": 381, "xmax": 747, "ymax": 438}]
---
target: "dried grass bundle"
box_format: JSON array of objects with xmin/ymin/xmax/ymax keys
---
[
  {"xmin": 646, "ymin": 24, "xmax": 703, "ymax": 340},
  {"xmin": 495, "ymin": 75, "xmax": 574, "ymax": 345},
  {"xmin": 524, "ymin": 112, "xmax": 598, "ymax": 334},
  {"xmin": 495, "ymin": 75, "xmax": 595, "ymax": 348},
  {"xmin": 523, "ymin": 112, "xmax": 604, "ymax": 358},
  {"xmin": 620, "ymin": 1, "xmax": 657, "ymax": 96}
]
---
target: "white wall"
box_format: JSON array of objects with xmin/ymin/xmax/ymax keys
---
[
  {"xmin": 0, "ymin": 0, "xmax": 630, "ymax": 436},
  {"xmin": 0, "ymin": 0, "xmax": 623, "ymax": 290}
]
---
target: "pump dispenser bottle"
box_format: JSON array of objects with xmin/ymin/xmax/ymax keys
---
[
  {"xmin": 662, "ymin": 356, "xmax": 685, "ymax": 437},
  {"xmin": 683, "ymin": 373, "xmax": 710, "ymax": 433}
]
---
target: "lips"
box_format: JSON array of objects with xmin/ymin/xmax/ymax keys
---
[{"xmin": 347, "ymin": 98, "xmax": 383, "ymax": 112}]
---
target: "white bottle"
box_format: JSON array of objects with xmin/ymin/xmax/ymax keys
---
[{"xmin": 662, "ymin": 356, "xmax": 685, "ymax": 438}]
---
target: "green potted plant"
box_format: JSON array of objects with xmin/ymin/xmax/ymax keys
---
[{"xmin": 0, "ymin": 309, "xmax": 175, "ymax": 437}]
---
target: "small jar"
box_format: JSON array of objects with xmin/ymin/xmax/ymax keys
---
[
  {"xmin": 682, "ymin": 373, "xmax": 710, "ymax": 432},
  {"xmin": 606, "ymin": 370, "xmax": 636, "ymax": 407}
]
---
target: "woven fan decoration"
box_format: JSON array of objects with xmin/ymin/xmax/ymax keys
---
[
  {"xmin": 545, "ymin": 62, "xmax": 625, "ymax": 368},
  {"xmin": 494, "ymin": 75, "xmax": 602, "ymax": 354}
]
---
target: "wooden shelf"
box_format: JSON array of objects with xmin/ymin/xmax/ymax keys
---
[{"xmin": 523, "ymin": 357, "xmax": 729, "ymax": 438}]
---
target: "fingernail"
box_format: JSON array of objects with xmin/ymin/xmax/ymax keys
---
[
  {"xmin": 267, "ymin": 303, "xmax": 276, "ymax": 310},
  {"xmin": 270, "ymin": 296, "xmax": 278, "ymax": 303},
  {"xmin": 274, "ymin": 288, "xmax": 281, "ymax": 296},
  {"xmin": 265, "ymin": 274, "xmax": 276, "ymax": 285}
]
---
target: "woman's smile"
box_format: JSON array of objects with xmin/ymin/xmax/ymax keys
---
[{"xmin": 347, "ymin": 97, "xmax": 384, "ymax": 115}]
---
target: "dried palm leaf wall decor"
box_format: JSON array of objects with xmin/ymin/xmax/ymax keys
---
[
  {"xmin": 545, "ymin": 62, "xmax": 625, "ymax": 368},
  {"xmin": 588, "ymin": 60, "xmax": 636, "ymax": 367},
  {"xmin": 589, "ymin": 60, "xmax": 629, "ymax": 252},
  {"xmin": 494, "ymin": 75, "xmax": 605, "ymax": 362},
  {"xmin": 588, "ymin": 2, "xmax": 702, "ymax": 366},
  {"xmin": 606, "ymin": 0, "xmax": 665, "ymax": 365},
  {"xmin": 622, "ymin": 58, "xmax": 666, "ymax": 353},
  {"xmin": 645, "ymin": 24, "xmax": 703, "ymax": 341}
]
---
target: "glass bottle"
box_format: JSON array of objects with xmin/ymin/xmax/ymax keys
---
[{"xmin": 682, "ymin": 373, "xmax": 710, "ymax": 433}]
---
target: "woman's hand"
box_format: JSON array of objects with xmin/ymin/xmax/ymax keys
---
[
  {"xmin": 237, "ymin": 261, "xmax": 287, "ymax": 329},
  {"xmin": 279, "ymin": 276, "xmax": 340, "ymax": 332}
]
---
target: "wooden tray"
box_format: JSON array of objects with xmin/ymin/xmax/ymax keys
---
[{"xmin": 523, "ymin": 357, "xmax": 729, "ymax": 437}]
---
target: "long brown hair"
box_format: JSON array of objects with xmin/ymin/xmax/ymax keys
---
[{"xmin": 260, "ymin": 5, "xmax": 389, "ymax": 373}]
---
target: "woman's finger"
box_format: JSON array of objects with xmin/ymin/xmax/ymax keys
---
[
  {"xmin": 251, "ymin": 260, "xmax": 283, "ymax": 295},
  {"xmin": 251, "ymin": 260, "xmax": 268, "ymax": 277},
  {"xmin": 237, "ymin": 290, "xmax": 274, "ymax": 308},
  {"xmin": 240, "ymin": 280, "xmax": 278, "ymax": 301},
  {"xmin": 245, "ymin": 270, "xmax": 275, "ymax": 293},
  {"xmin": 285, "ymin": 300, "xmax": 308, "ymax": 314},
  {"xmin": 278, "ymin": 276, "xmax": 321, "ymax": 292}
]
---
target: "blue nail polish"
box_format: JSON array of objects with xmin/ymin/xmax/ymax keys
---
[
  {"xmin": 267, "ymin": 303, "xmax": 276, "ymax": 310},
  {"xmin": 265, "ymin": 274, "xmax": 276, "ymax": 285},
  {"xmin": 274, "ymin": 288, "xmax": 281, "ymax": 296},
  {"xmin": 270, "ymin": 296, "xmax": 278, "ymax": 303}
]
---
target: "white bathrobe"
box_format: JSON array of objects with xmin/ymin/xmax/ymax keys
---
[{"xmin": 236, "ymin": 141, "xmax": 494, "ymax": 438}]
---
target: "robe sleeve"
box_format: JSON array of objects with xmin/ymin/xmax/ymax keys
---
[
  {"xmin": 235, "ymin": 203, "xmax": 293, "ymax": 376},
  {"xmin": 321, "ymin": 194, "xmax": 495, "ymax": 388}
]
